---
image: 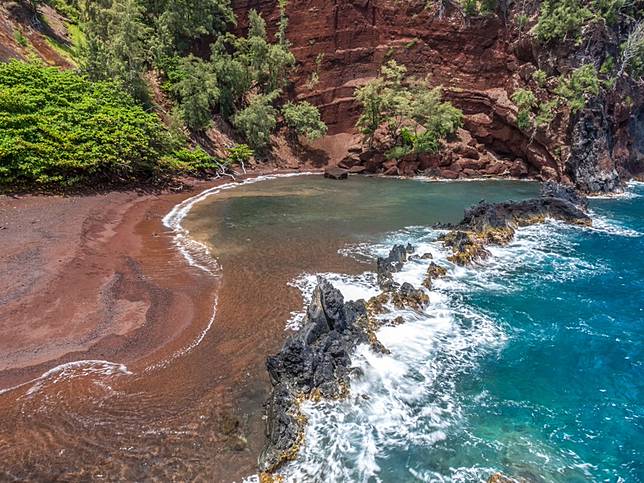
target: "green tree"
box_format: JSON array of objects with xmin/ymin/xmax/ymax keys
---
[
  {"xmin": 355, "ymin": 60, "xmax": 462, "ymax": 154},
  {"xmin": 411, "ymin": 85, "xmax": 463, "ymax": 138},
  {"xmin": 209, "ymin": 10, "xmax": 295, "ymax": 120},
  {"xmin": 172, "ymin": 55, "xmax": 219, "ymax": 131},
  {"xmin": 237, "ymin": 10, "xmax": 295, "ymax": 93},
  {"xmin": 232, "ymin": 91, "xmax": 280, "ymax": 151},
  {"xmin": 80, "ymin": 0, "xmax": 151, "ymax": 102},
  {"xmin": 536, "ymin": 0, "xmax": 593, "ymax": 43},
  {"xmin": 281, "ymin": 101, "xmax": 327, "ymax": 140},
  {"xmin": 511, "ymin": 88, "xmax": 537, "ymax": 130},
  {"xmin": 554, "ymin": 64, "xmax": 600, "ymax": 112},
  {"xmin": 155, "ymin": 0, "xmax": 234, "ymax": 53},
  {"xmin": 355, "ymin": 77, "xmax": 387, "ymax": 144}
]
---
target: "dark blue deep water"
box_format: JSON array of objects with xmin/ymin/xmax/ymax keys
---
[{"xmin": 451, "ymin": 185, "xmax": 644, "ymax": 482}]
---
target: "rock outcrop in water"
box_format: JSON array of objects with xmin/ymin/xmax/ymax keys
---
[
  {"xmin": 259, "ymin": 182, "xmax": 596, "ymax": 475},
  {"xmin": 259, "ymin": 278, "xmax": 371, "ymax": 471},
  {"xmin": 440, "ymin": 182, "xmax": 591, "ymax": 265},
  {"xmin": 376, "ymin": 243, "xmax": 414, "ymax": 290},
  {"xmin": 260, "ymin": 245, "xmax": 430, "ymax": 473}
]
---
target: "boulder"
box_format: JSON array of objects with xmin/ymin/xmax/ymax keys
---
[
  {"xmin": 392, "ymin": 282, "xmax": 429, "ymax": 309},
  {"xmin": 376, "ymin": 244, "xmax": 413, "ymax": 290},
  {"xmin": 348, "ymin": 165, "xmax": 367, "ymax": 174},
  {"xmin": 423, "ymin": 262, "xmax": 447, "ymax": 288},
  {"xmin": 324, "ymin": 166, "xmax": 349, "ymax": 180}
]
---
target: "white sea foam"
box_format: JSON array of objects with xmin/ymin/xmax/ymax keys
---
[
  {"xmin": 0, "ymin": 360, "xmax": 131, "ymax": 398},
  {"xmin": 163, "ymin": 173, "xmax": 315, "ymax": 274},
  {"xmin": 276, "ymin": 217, "xmax": 608, "ymax": 482},
  {"xmin": 286, "ymin": 271, "xmax": 381, "ymax": 331},
  {"xmin": 585, "ymin": 211, "xmax": 642, "ymax": 238},
  {"xmin": 278, "ymin": 231, "xmax": 506, "ymax": 481},
  {"xmin": 586, "ymin": 180, "xmax": 644, "ymax": 200},
  {"xmin": 587, "ymin": 190, "xmax": 641, "ymax": 200}
]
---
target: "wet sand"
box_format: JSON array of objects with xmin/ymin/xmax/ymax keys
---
[{"xmin": 0, "ymin": 172, "xmax": 326, "ymax": 481}]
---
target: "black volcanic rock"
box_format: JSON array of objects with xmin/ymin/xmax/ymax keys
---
[
  {"xmin": 260, "ymin": 278, "xmax": 369, "ymax": 472},
  {"xmin": 457, "ymin": 184, "xmax": 591, "ymax": 233},
  {"xmin": 441, "ymin": 182, "xmax": 591, "ymax": 265},
  {"xmin": 540, "ymin": 180, "xmax": 588, "ymax": 210},
  {"xmin": 376, "ymin": 244, "xmax": 414, "ymax": 290}
]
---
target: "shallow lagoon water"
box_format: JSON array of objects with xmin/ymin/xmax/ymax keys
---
[{"xmin": 186, "ymin": 176, "xmax": 643, "ymax": 482}]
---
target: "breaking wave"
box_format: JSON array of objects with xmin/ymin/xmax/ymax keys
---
[{"xmin": 278, "ymin": 217, "xmax": 621, "ymax": 482}]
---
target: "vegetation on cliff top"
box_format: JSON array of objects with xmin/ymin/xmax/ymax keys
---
[{"xmin": 536, "ymin": 0, "xmax": 640, "ymax": 44}]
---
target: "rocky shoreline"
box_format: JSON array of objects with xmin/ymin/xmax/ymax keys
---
[{"xmin": 258, "ymin": 181, "xmax": 592, "ymax": 478}]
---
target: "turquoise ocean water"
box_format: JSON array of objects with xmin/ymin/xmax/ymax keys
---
[
  {"xmin": 192, "ymin": 176, "xmax": 642, "ymax": 482},
  {"xmin": 278, "ymin": 180, "xmax": 643, "ymax": 482}
]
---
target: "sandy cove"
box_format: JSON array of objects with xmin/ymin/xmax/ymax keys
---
[
  {"xmin": 0, "ymin": 185, "xmax": 219, "ymax": 386},
  {"xmin": 0, "ymin": 170, "xmax": 325, "ymax": 481}
]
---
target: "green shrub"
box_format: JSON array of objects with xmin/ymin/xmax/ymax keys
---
[
  {"xmin": 536, "ymin": 0, "xmax": 593, "ymax": 43},
  {"xmin": 600, "ymin": 55, "xmax": 615, "ymax": 75},
  {"xmin": 535, "ymin": 99, "xmax": 559, "ymax": 127},
  {"xmin": 14, "ymin": 30, "xmax": 29, "ymax": 47},
  {"xmin": 480, "ymin": 0, "xmax": 497, "ymax": 14},
  {"xmin": 511, "ymin": 88, "xmax": 537, "ymax": 130},
  {"xmin": 226, "ymin": 144, "xmax": 254, "ymax": 165},
  {"xmin": 554, "ymin": 64, "xmax": 600, "ymax": 112},
  {"xmin": 47, "ymin": 0, "xmax": 80, "ymax": 22},
  {"xmin": 532, "ymin": 69, "xmax": 548, "ymax": 86},
  {"xmin": 0, "ymin": 61, "xmax": 173, "ymax": 190},
  {"xmin": 386, "ymin": 144, "xmax": 413, "ymax": 160},
  {"xmin": 281, "ymin": 101, "xmax": 327, "ymax": 140},
  {"xmin": 162, "ymin": 146, "xmax": 220, "ymax": 173},
  {"xmin": 594, "ymin": 0, "xmax": 626, "ymax": 26},
  {"xmin": 516, "ymin": 13, "xmax": 529, "ymax": 30},
  {"xmin": 462, "ymin": 0, "xmax": 478, "ymax": 16}
]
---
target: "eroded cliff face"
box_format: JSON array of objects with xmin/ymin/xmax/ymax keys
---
[
  {"xmin": 234, "ymin": 0, "xmax": 643, "ymax": 192},
  {"xmin": 0, "ymin": 2, "xmax": 75, "ymax": 68}
]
